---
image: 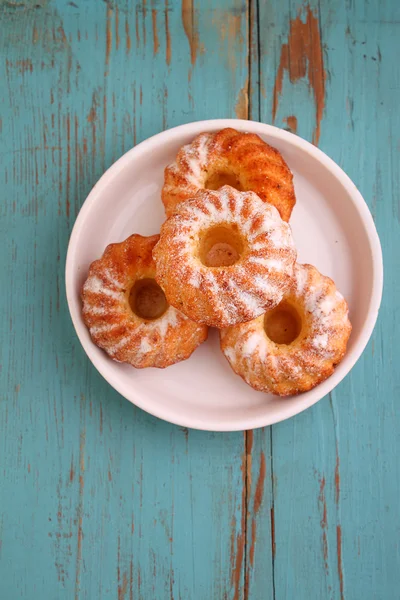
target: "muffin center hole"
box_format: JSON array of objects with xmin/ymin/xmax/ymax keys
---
[
  {"xmin": 205, "ymin": 170, "xmax": 243, "ymax": 191},
  {"xmin": 199, "ymin": 225, "xmax": 244, "ymax": 267},
  {"xmin": 129, "ymin": 278, "xmax": 168, "ymax": 320},
  {"xmin": 264, "ymin": 302, "xmax": 302, "ymax": 345}
]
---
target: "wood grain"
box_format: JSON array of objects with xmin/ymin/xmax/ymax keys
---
[
  {"xmin": 0, "ymin": 1, "xmax": 253, "ymax": 598},
  {"xmin": 253, "ymin": 0, "xmax": 400, "ymax": 598},
  {"xmin": 0, "ymin": 0, "xmax": 399, "ymax": 598}
]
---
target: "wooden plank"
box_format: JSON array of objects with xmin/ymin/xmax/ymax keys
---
[
  {"xmin": 2, "ymin": 0, "xmax": 398, "ymax": 597},
  {"xmin": 251, "ymin": 0, "xmax": 400, "ymax": 598},
  {"xmin": 0, "ymin": 1, "xmax": 269, "ymax": 598},
  {"xmin": 243, "ymin": 4, "xmax": 276, "ymax": 599}
]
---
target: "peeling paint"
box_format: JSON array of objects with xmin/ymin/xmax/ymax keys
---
[
  {"xmin": 244, "ymin": 430, "xmax": 254, "ymax": 597},
  {"xmin": 115, "ymin": 5, "xmax": 120, "ymax": 50},
  {"xmin": 284, "ymin": 115, "xmax": 298, "ymax": 133},
  {"xmin": 231, "ymin": 442, "xmax": 247, "ymax": 600},
  {"xmin": 227, "ymin": 13, "xmax": 244, "ymax": 72},
  {"xmin": 6, "ymin": 59, "xmax": 33, "ymax": 73},
  {"xmin": 232, "ymin": 528, "xmax": 245, "ymax": 600},
  {"xmin": 337, "ymin": 525, "xmax": 344, "ymax": 600},
  {"xmin": 65, "ymin": 114, "xmax": 71, "ymax": 218},
  {"xmin": 253, "ymin": 452, "xmax": 266, "ymax": 514},
  {"xmin": 235, "ymin": 81, "xmax": 248, "ymax": 119},
  {"xmin": 74, "ymin": 420, "xmax": 86, "ymax": 600},
  {"xmin": 142, "ymin": 0, "xmax": 147, "ymax": 47},
  {"xmin": 272, "ymin": 6, "xmax": 326, "ymax": 145},
  {"xmin": 270, "ymin": 507, "xmax": 275, "ymax": 559},
  {"xmin": 105, "ymin": 4, "xmax": 113, "ymax": 72},
  {"xmin": 245, "ymin": 429, "xmax": 253, "ymax": 489},
  {"xmin": 69, "ymin": 457, "xmax": 75, "ymax": 483},
  {"xmin": 335, "ymin": 454, "xmax": 340, "ymax": 506},
  {"xmin": 319, "ymin": 477, "xmax": 329, "ymax": 574},
  {"xmin": 165, "ymin": 0, "xmax": 171, "ymax": 65},
  {"xmin": 135, "ymin": 6, "xmax": 140, "ymax": 48},
  {"xmin": 129, "ymin": 559, "xmax": 133, "ymax": 600},
  {"xmin": 319, "ymin": 477, "xmax": 327, "ymax": 529},
  {"xmin": 182, "ymin": 0, "xmax": 198, "ymax": 66},
  {"xmin": 118, "ymin": 571, "xmax": 128, "ymax": 599},
  {"xmin": 125, "ymin": 16, "xmax": 131, "ymax": 53},
  {"xmin": 152, "ymin": 9, "xmax": 159, "ymax": 55}
]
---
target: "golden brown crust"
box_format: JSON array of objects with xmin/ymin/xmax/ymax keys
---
[
  {"xmin": 220, "ymin": 263, "xmax": 352, "ymax": 396},
  {"xmin": 162, "ymin": 128, "xmax": 296, "ymax": 221},
  {"xmin": 153, "ymin": 186, "xmax": 297, "ymax": 329},
  {"xmin": 82, "ymin": 234, "xmax": 208, "ymax": 368}
]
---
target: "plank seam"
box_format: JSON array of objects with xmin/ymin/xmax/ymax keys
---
[
  {"xmin": 255, "ymin": 0, "xmax": 261, "ymax": 120},
  {"xmin": 270, "ymin": 426, "xmax": 276, "ymax": 600}
]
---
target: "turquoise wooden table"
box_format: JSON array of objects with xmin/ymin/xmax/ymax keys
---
[{"xmin": 0, "ymin": 1, "xmax": 398, "ymax": 598}]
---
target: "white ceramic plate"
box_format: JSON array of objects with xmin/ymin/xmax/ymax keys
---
[{"xmin": 65, "ymin": 119, "xmax": 383, "ymax": 431}]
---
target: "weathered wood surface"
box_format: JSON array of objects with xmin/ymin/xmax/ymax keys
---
[{"xmin": 0, "ymin": 1, "xmax": 398, "ymax": 598}]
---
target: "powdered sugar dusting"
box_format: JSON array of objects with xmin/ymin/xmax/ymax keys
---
[
  {"xmin": 82, "ymin": 234, "xmax": 207, "ymax": 368},
  {"xmin": 163, "ymin": 127, "xmax": 296, "ymax": 220},
  {"xmin": 248, "ymin": 257, "xmax": 285, "ymax": 271},
  {"xmin": 223, "ymin": 346, "xmax": 236, "ymax": 363},
  {"xmin": 295, "ymin": 265, "xmax": 309, "ymax": 295},
  {"xmin": 242, "ymin": 332, "xmax": 263, "ymax": 357},
  {"xmin": 90, "ymin": 322, "xmax": 121, "ymax": 336},
  {"xmin": 173, "ymin": 133, "xmax": 211, "ymax": 186},
  {"xmin": 154, "ymin": 186, "xmax": 296, "ymax": 327},
  {"xmin": 304, "ymin": 285, "xmax": 322, "ymax": 314},
  {"xmin": 220, "ymin": 263, "xmax": 352, "ymax": 395},
  {"xmin": 85, "ymin": 294, "xmax": 204, "ymax": 365},
  {"xmin": 319, "ymin": 295, "xmax": 336, "ymax": 315},
  {"xmin": 139, "ymin": 337, "xmax": 152, "ymax": 354},
  {"xmin": 88, "ymin": 305, "xmax": 107, "ymax": 316},
  {"xmin": 312, "ymin": 333, "xmax": 328, "ymax": 350},
  {"xmin": 295, "ymin": 264, "xmax": 350, "ymax": 355},
  {"xmin": 189, "ymin": 270, "xmax": 201, "ymax": 287},
  {"xmin": 204, "ymin": 271, "xmax": 241, "ymax": 320},
  {"xmin": 227, "ymin": 277, "xmax": 265, "ymax": 316},
  {"xmin": 154, "ymin": 306, "xmax": 179, "ymax": 337},
  {"xmin": 252, "ymin": 275, "xmax": 280, "ymax": 299},
  {"xmin": 84, "ymin": 275, "xmax": 122, "ymax": 300},
  {"xmin": 108, "ymin": 335, "xmax": 130, "ymax": 355},
  {"xmin": 103, "ymin": 269, "xmax": 124, "ymax": 290},
  {"xmin": 267, "ymin": 226, "xmax": 292, "ymax": 248}
]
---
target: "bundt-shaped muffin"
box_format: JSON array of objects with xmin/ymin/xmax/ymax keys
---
[
  {"xmin": 220, "ymin": 263, "xmax": 352, "ymax": 395},
  {"xmin": 162, "ymin": 127, "xmax": 296, "ymax": 221},
  {"xmin": 82, "ymin": 234, "xmax": 208, "ymax": 368},
  {"xmin": 153, "ymin": 186, "xmax": 297, "ymax": 329}
]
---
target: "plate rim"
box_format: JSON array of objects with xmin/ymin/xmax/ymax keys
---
[{"xmin": 65, "ymin": 118, "xmax": 384, "ymax": 431}]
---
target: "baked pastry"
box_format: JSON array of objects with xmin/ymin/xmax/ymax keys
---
[
  {"xmin": 82, "ymin": 234, "xmax": 208, "ymax": 368},
  {"xmin": 220, "ymin": 263, "xmax": 352, "ymax": 395},
  {"xmin": 153, "ymin": 186, "xmax": 297, "ymax": 329},
  {"xmin": 162, "ymin": 127, "xmax": 296, "ymax": 221}
]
